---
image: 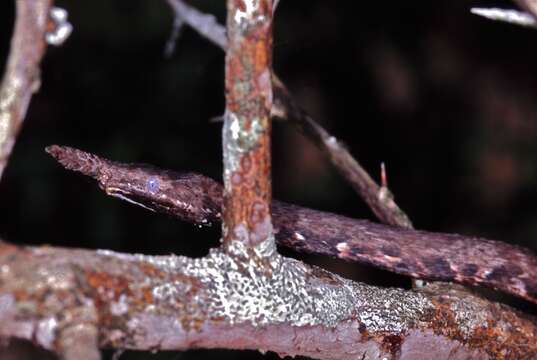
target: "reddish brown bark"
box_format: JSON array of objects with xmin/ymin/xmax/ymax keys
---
[
  {"xmin": 166, "ymin": 0, "xmax": 413, "ymax": 230},
  {"xmin": 222, "ymin": 0, "xmax": 275, "ymax": 247},
  {"xmin": 1, "ymin": 242, "xmax": 536, "ymax": 359}
]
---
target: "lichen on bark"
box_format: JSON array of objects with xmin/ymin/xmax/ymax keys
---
[{"xmin": 222, "ymin": 0, "xmax": 274, "ymax": 250}]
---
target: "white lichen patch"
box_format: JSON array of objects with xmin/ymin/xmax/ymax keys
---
[
  {"xmin": 350, "ymin": 283, "xmax": 432, "ymax": 333},
  {"xmin": 222, "ymin": 110, "xmax": 266, "ymax": 187},
  {"xmin": 233, "ymin": 0, "xmax": 267, "ymax": 27},
  {"xmin": 100, "ymin": 242, "xmax": 434, "ymax": 331},
  {"xmin": 182, "ymin": 241, "xmax": 354, "ymax": 326},
  {"xmin": 448, "ymin": 295, "xmax": 489, "ymax": 336},
  {"xmin": 152, "ymin": 281, "xmax": 192, "ymax": 304},
  {"xmin": 336, "ymin": 242, "xmax": 349, "ymax": 253},
  {"xmin": 46, "ymin": 7, "xmax": 73, "ymax": 46},
  {"xmin": 326, "ymin": 136, "xmax": 338, "ymax": 146},
  {"xmin": 110, "ymin": 294, "xmax": 129, "ymax": 316},
  {"xmin": 37, "ymin": 266, "xmax": 74, "ymax": 291},
  {"xmin": 36, "ymin": 316, "xmax": 59, "ymax": 348}
]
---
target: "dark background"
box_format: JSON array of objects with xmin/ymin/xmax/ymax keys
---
[{"xmin": 1, "ymin": 0, "xmax": 537, "ymax": 359}]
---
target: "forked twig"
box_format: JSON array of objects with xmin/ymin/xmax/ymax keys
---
[{"xmin": 164, "ymin": 0, "xmax": 413, "ymax": 229}]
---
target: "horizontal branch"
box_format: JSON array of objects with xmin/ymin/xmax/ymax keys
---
[
  {"xmin": 471, "ymin": 7, "xmax": 537, "ymax": 28},
  {"xmin": 0, "ymin": 241, "xmax": 535, "ymax": 359},
  {"xmin": 46, "ymin": 145, "xmax": 537, "ymax": 306}
]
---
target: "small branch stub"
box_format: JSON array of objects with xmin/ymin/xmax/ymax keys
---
[
  {"xmin": 46, "ymin": 7, "xmax": 73, "ymax": 46},
  {"xmin": 222, "ymin": 0, "xmax": 274, "ymax": 250}
]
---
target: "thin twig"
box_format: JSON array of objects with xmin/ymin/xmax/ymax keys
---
[
  {"xmin": 163, "ymin": 14, "xmax": 185, "ymax": 57},
  {"xmin": 0, "ymin": 242, "xmax": 535, "ymax": 358},
  {"xmin": 471, "ymin": 7, "xmax": 537, "ymax": 28},
  {"xmin": 164, "ymin": 0, "xmax": 413, "ymax": 229},
  {"xmin": 273, "ymin": 0, "xmax": 282, "ymax": 14},
  {"xmin": 272, "ymin": 76, "xmax": 413, "ymax": 228},
  {"xmin": 0, "ymin": 0, "xmax": 53, "ymax": 181},
  {"xmin": 513, "ymin": 0, "xmax": 537, "ymax": 19},
  {"xmin": 165, "ymin": 0, "xmax": 227, "ymax": 49}
]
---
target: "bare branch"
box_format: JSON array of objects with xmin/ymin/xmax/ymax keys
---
[
  {"xmin": 0, "ymin": 242, "xmax": 535, "ymax": 358},
  {"xmin": 165, "ymin": 0, "xmax": 227, "ymax": 49},
  {"xmin": 45, "ymin": 146, "xmax": 537, "ymax": 305},
  {"xmin": 0, "ymin": 0, "xmax": 53, "ymax": 181},
  {"xmin": 273, "ymin": 0, "xmax": 281, "ymax": 14},
  {"xmin": 271, "ymin": 77, "xmax": 413, "ymax": 229},
  {"xmin": 164, "ymin": 0, "xmax": 412, "ymax": 229},
  {"xmin": 222, "ymin": 0, "xmax": 274, "ymax": 249},
  {"xmin": 514, "ymin": 0, "xmax": 537, "ymax": 20},
  {"xmin": 471, "ymin": 7, "xmax": 537, "ymax": 28},
  {"xmin": 163, "ymin": 14, "xmax": 185, "ymax": 58}
]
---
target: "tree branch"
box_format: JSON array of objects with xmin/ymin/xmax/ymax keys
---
[
  {"xmin": 45, "ymin": 145, "xmax": 537, "ymax": 306},
  {"xmin": 471, "ymin": 7, "xmax": 537, "ymax": 28},
  {"xmin": 165, "ymin": 0, "xmax": 226, "ymax": 50},
  {"xmin": 164, "ymin": 0, "xmax": 412, "ymax": 229},
  {"xmin": 513, "ymin": 0, "xmax": 537, "ymax": 19},
  {"xmin": 222, "ymin": 0, "xmax": 274, "ymax": 249},
  {"xmin": 0, "ymin": 241, "xmax": 535, "ymax": 359},
  {"xmin": 3, "ymin": 2, "xmax": 536, "ymax": 358},
  {"xmin": 0, "ymin": 0, "xmax": 52, "ymax": 181}
]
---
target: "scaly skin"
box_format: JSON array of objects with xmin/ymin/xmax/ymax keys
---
[{"xmin": 46, "ymin": 145, "xmax": 537, "ymax": 305}]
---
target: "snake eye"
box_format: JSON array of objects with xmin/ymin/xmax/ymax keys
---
[{"xmin": 146, "ymin": 177, "xmax": 159, "ymax": 193}]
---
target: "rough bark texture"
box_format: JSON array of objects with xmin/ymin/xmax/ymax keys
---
[
  {"xmin": 0, "ymin": 241, "xmax": 536, "ymax": 359},
  {"xmin": 46, "ymin": 145, "xmax": 537, "ymax": 306},
  {"xmin": 222, "ymin": 0, "xmax": 274, "ymax": 248},
  {"xmin": 0, "ymin": 0, "xmax": 52, "ymax": 180},
  {"xmin": 3, "ymin": 1, "xmax": 537, "ymax": 359},
  {"xmin": 165, "ymin": 0, "xmax": 412, "ymax": 229}
]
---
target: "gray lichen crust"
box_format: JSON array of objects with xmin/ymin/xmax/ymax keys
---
[
  {"xmin": 222, "ymin": 110, "xmax": 266, "ymax": 188},
  {"xmin": 100, "ymin": 242, "xmax": 434, "ymax": 331}
]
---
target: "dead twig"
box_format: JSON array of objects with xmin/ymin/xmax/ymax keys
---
[
  {"xmin": 164, "ymin": 0, "xmax": 412, "ymax": 229},
  {"xmin": 0, "ymin": 0, "xmax": 53, "ymax": 181},
  {"xmin": 514, "ymin": 0, "xmax": 537, "ymax": 19}
]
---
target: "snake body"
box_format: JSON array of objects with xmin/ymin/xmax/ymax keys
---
[{"xmin": 46, "ymin": 145, "xmax": 537, "ymax": 305}]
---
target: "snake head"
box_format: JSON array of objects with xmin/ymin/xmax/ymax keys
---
[{"xmin": 46, "ymin": 145, "xmax": 223, "ymax": 226}]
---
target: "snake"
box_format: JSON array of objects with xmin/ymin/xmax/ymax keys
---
[{"xmin": 45, "ymin": 145, "xmax": 537, "ymax": 305}]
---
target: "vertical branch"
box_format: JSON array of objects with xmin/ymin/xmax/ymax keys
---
[
  {"xmin": 222, "ymin": 0, "xmax": 274, "ymax": 249},
  {"xmin": 0, "ymin": 0, "xmax": 53, "ymax": 180},
  {"xmin": 164, "ymin": 0, "xmax": 412, "ymax": 229}
]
